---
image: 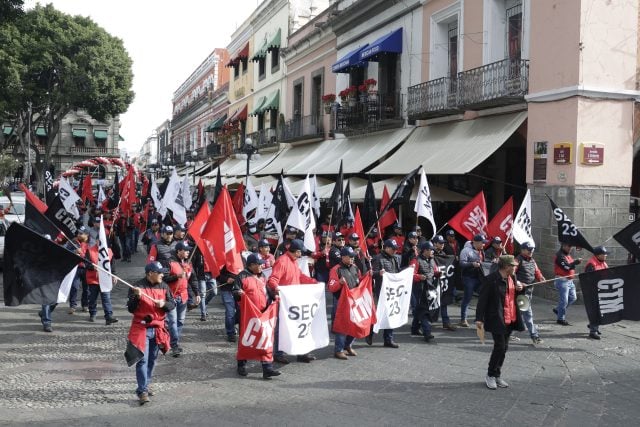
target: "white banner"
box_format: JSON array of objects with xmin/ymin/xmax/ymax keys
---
[
  {"xmin": 98, "ymin": 216, "xmax": 113, "ymax": 292},
  {"xmin": 57, "ymin": 266, "xmax": 78, "ymax": 303},
  {"xmin": 373, "ymin": 267, "xmax": 414, "ymax": 332},
  {"xmin": 58, "ymin": 177, "xmax": 81, "ymax": 219},
  {"xmin": 277, "ymin": 283, "xmax": 329, "ymax": 355},
  {"xmin": 513, "ymin": 189, "xmax": 534, "ymax": 245},
  {"xmin": 297, "ymin": 255, "xmax": 311, "ymax": 277},
  {"xmin": 414, "ymin": 169, "xmax": 437, "ymax": 239}
]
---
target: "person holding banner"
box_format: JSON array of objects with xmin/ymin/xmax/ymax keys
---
[
  {"xmin": 475, "ymin": 255, "xmax": 525, "ymax": 390},
  {"xmin": 459, "ymin": 234, "xmax": 487, "ymax": 327},
  {"xmin": 85, "ymin": 241, "xmax": 118, "ymax": 324},
  {"xmin": 328, "ymin": 246, "xmax": 363, "ymax": 360},
  {"xmin": 369, "ymin": 239, "xmax": 402, "ymax": 348},
  {"xmin": 433, "ymin": 235, "xmax": 457, "ymax": 331},
  {"xmin": 514, "ymin": 242, "xmax": 545, "ymax": 345},
  {"xmin": 65, "ymin": 226, "xmax": 90, "ymax": 314},
  {"xmin": 410, "ymin": 241, "xmax": 441, "ymax": 343},
  {"xmin": 233, "ymin": 253, "xmax": 282, "ymax": 379},
  {"xmin": 312, "ymin": 232, "xmax": 332, "ymax": 283},
  {"xmin": 553, "ymin": 243, "xmax": 582, "ymax": 326},
  {"xmin": 267, "ymin": 239, "xmax": 318, "ymax": 364},
  {"xmin": 584, "ymin": 246, "xmax": 609, "ymax": 339}
]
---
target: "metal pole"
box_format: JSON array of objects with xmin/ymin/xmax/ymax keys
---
[
  {"xmin": 245, "ymin": 152, "xmax": 251, "ymax": 185},
  {"xmin": 27, "ymin": 102, "xmax": 32, "ymax": 187}
]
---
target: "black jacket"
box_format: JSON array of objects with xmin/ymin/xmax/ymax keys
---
[{"xmin": 475, "ymin": 270, "xmax": 524, "ymax": 334}]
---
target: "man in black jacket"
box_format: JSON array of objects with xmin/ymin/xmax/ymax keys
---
[
  {"xmin": 370, "ymin": 239, "xmax": 402, "ymax": 348},
  {"xmin": 475, "ymin": 255, "xmax": 524, "ymax": 390}
]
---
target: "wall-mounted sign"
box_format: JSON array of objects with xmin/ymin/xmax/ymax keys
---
[
  {"xmin": 553, "ymin": 143, "xmax": 572, "ymax": 165},
  {"xmin": 580, "ymin": 143, "xmax": 604, "ymax": 166}
]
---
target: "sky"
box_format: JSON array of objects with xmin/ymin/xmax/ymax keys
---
[{"xmin": 24, "ymin": 0, "xmax": 263, "ymax": 155}]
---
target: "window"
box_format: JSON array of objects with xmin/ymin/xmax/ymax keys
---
[
  {"xmin": 271, "ymin": 48, "xmax": 280, "ymax": 73},
  {"xmin": 234, "ymin": 64, "xmax": 240, "ymax": 79},
  {"xmin": 257, "ymin": 114, "xmax": 265, "ymax": 131},
  {"xmin": 429, "ymin": 3, "xmax": 461, "ymax": 80},
  {"xmin": 311, "ymin": 72, "xmax": 323, "ymax": 124},
  {"xmin": 258, "ymin": 58, "xmax": 266, "ymax": 80},
  {"xmin": 349, "ymin": 67, "xmax": 365, "ymax": 87},
  {"xmin": 448, "ymin": 23, "xmax": 458, "ymax": 92},
  {"xmin": 269, "ymin": 109, "xmax": 277, "ymax": 130},
  {"xmin": 293, "ymin": 80, "xmax": 303, "ymax": 120},
  {"xmin": 506, "ymin": 3, "xmax": 522, "ymax": 60},
  {"xmin": 241, "ymin": 58, "xmax": 248, "ymax": 75}
]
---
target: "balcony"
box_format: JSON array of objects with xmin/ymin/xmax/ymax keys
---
[
  {"xmin": 332, "ymin": 92, "xmax": 404, "ymax": 136},
  {"xmin": 407, "ymin": 58, "xmax": 529, "ymax": 120},
  {"xmin": 246, "ymin": 129, "xmax": 280, "ymax": 150},
  {"xmin": 279, "ymin": 114, "xmax": 324, "ymax": 143},
  {"xmin": 68, "ymin": 146, "xmax": 120, "ymax": 157}
]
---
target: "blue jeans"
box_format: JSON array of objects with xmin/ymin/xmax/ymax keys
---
[
  {"xmin": 88, "ymin": 286, "xmax": 114, "ymax": 319},
  {"xmin": 220, "ymin": 291, "xmax": 237, "ymax": 337},
  {"xmin": 135, "ymin": 328, "xmax": 159, "ymax": 396},
  {"xmin": 334, "ymin": 333, "xmax": 355, "ymax": 353},
  {"xmin": 555, "ymin": 278, "xmax": 576, "ymax": 320},
  {"xmin": 166, "ymin": 296, "xmax": 187, "ymax": 348},
  {"xmin": 125, "ymin": 231, "xmax": 135, "ymax": 258},
  {"xmin": 68, "ymin": 269, "xmax": 87, "ymax": 309},
  {"xmin": 521, "ymin": 294, "xmax": 538, "ymax": 337},
  {"xmin": 132, "ymin": 229, "xmax": 140, "ymax": 252},
  {"xmin": 39, "ymin": 304, "xmax": 57, "ymax": 326},
  {"xmin": 441, "ymin": 303, "xmax": 450, "ymax": 324},
  {"xmin": 199, "ymin": 276, "xmax": 217, "ymax": 316},
  {"xmin": 461, "ymin": 275, "xmax": 482, "ymax": 321}
]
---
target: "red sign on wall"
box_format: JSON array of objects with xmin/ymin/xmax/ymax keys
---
[
  {"xmin": 581, "ymin": 143, "xmax": 604, "ymax": 165},
  {"xmin": 553, "ymin": 143, "xmax": 572, "ymax": 165}
]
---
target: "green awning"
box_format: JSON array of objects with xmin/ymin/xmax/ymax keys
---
[
  {"xmin": 94, "ymin": 130, "xmax": 108, "ymax": 139},
  {"xmin": 72, "ymin": 129, "xmax": 87, "ymax": 138},
  {"xmin": 251, "ymin": 39, "xmax": 268, "ymax": 62},
  {"xmin": 118, "ymin": 134, "xmax": 125, "ymax": 141},
  {"xmin": 206, "ymin": 114, "xmax": 227, "ymax": 132},
  {"xmin": 266, "ymin": 28, "xmax": 281, "ymax": 51},
  {"xmin": 259, "ymin": 90, "xmax": 280, "ymax": 114},
  {"xmin": 249, "ymin": 96, "xmax": 267, "ymax": 116},
  {"xmin": 3, "ymin": 126, "xmax": 13, "ymax": 136},
  {"xmin": 35, "ymin": 126, "xmax": 47, "ymax": 137}
]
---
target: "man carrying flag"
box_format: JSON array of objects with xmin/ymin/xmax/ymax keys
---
[
  {"xmin": 85, "ymin": 218, "xmax": 118, "ymax": 325},
  {"xmin": 553, "ymin": 242, "xmax": 582, "ymax": 326},
  {"xmin": 583, "ymin": 246, "xmax": 609, "ymax": 339},
  {"xmin": 369, "ymin": 239, "xmax": 402, "ymax": 348}
]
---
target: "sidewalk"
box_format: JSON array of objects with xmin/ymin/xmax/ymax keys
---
[{"xmin": 1, "ymin": 250, "xmax": 640, "ymax": 426}]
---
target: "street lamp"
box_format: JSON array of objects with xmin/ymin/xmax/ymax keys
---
[
  {"xmin": 242, "ymin": 137, "xmax": 258, "ymax": 185},
  {"xmin": 191, "ymin": 150, "xmax": 198, "ymax": 185}
]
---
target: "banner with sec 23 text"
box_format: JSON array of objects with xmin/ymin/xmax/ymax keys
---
[
  {"xmin": 277, "ymin": 283, "xmax": 329, "ymax": 355},
  {"xmin": 373, "ymin": 267, "xmax": 414, "ymax": 333}
]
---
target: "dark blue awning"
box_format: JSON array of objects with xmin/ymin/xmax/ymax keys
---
[
  {"xmin": 359, "ymin": 28, "xmax": 403, "ymax": 62},
  {"xmin": 332, "ymin": 44, "xmax": 369, "ymax": 73}
]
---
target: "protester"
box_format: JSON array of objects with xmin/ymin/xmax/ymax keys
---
[
  {"xmin": 257, "ymin": 239, "xmax": 276, "ymax": 268},
  {"xmin": 328, "ymin": 246, "xmax": 362, "ymax": 360},
  {"xmin": 348, "ymin": 232, "xmax": 369, "ymax": 275},
  {"xmin": 410, "ymin": 241, "xmax": 440, "ymax": 343},
  {"xmin": 459, "ymin": 234, "xmax": 487, "ymax": 327},
  {"xmin": 84, "ymin": 240, "xmax": 118, "ymax": 324},
  {"xmin": 233, "ymin": 253, "xmax": 281, "ymax": 379},
  {"xmin": 370, "ymin": 239, "xmax": 401, "ymax": 348},
  {"xmin": 126, "ymin": 262, "xmax": 176, "ymax": 405},
  {"xmin": 191, "ymin": 246, "xmax": 216, "ymax": 322},
  {"xmin": 433, "ymin": 235, "xmax": 456, "ymax": 331},
  {"xmin": 65, "ymin": 226, "xmax": 90, "ymax": 314},
  {"xmin": 553, "ymin": 243, "xmax": 582, "ymax": 326},
  {"xmin": 218, "ymin": 266, "xmax": 239, "ymax": 342},
  {"xmin": 584, "ymin": 246, "xmax": 609, "ymax": 339},
  {"xmin": 312, "ymin": 231, "xmax": 332, "ymax": 283},
  {"xmin": 147, "ymin": 225, "xmax": 176, "ymax": 268},
  {"xmin": 514, "ymin": 242, "xmax": 544, "ymax": 344},
  {"xmin": 141, "ymin": 219, "xmax": 161, "ymax": 253},
  {"xmin": 328, "ymin": 232, "xmax": 346, "ymax": 267},
  {"xmin": 475, "ymin": 255, "xmax": 524, "ymax": 390}
]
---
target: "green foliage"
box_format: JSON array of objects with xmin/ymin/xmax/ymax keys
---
[
  {"xmin": 0, "ymin": 0, "xmax": 24, "ymax": 25},
  {"xmin": 0, "ymin": 154, "xmax": 18, "ymax": 179}
]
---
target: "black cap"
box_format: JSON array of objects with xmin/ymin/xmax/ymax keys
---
[
  {"xmin": 473, "ymin": 234, "xmax": 487, "ymax": 243},
  {"xmin": 151, "ymin": 219, "xmax": 159, "ymax": 224},
  {"xmin": 384, "ymin": 239, "xmax": 399, "ymax": 249},
  {"xmin": 433, "ymin": 235, "xmax": 445, "ymax": 244},
  {"xmin": 173, "ymin": 224, "xmax": 185, "ymax": 232},
  {"xmin": 286, "ymin": 226, "xmax": 297, "ymax": 234},
  {"xmin": 333, "ymin": 232, "xmax": 343, "ymax": 239},
  {"xmin": 258, "ymin": 239, "xmax": 270, "ymax": 247},
  {"xmin": 593, "ymin": 246, "xmax": 608, "ymax": 255},
  {"xmin": 145, "ymin": 261, "xmax": 169, "ymax": 274},
  {"xmin": 349, "ymin": 232, "xmax": 360, "ymax": 241},
  {"xmin": 246, "ymin": 253, "xmax": 266, "ymax": 265},
  {"xmin": 289, "ymin": 239, "xmax": 305, "ymax": 252},
  {"xmin": 521, "ymin": 241, "xmax": 535, "ymax": 251},
  {"xmin": 76, "ymin": 226, "xmax": 89, "ymax": 235},
  {"xmin": 393, "ymin": 222, "xmax": 402, "ymax": 229},
  {"xmin": 340, "ymin": 246, "xmax": 356, "ymax": 257},
  {"xmin": 420, "ymin": 241, "xmax": 435, "ymax": 251},
  {"xmin": 414, "ymin": 225, "xmax": 422, "ymax": 231},
  {"xmin": 407, "ymin": 231, "xmax": 418, "ymax": 239},
  {"xmin": 491, "ymin": 236, "xmax": 503, "ymax": 244},
  {"xmin": 175, "ymin": 242, "xmax": 191, "ymax": 252},
  {"xmin": 446, "ymin": 230, "xmax": 455, "ymax": 236},
  {"xmin": 162, "ymin": 225, "xmax": 174, "ymax": 233}
]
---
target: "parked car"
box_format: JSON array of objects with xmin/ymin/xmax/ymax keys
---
[{"xmin": 0, "ymin": 193, "xmax": 26, "ymax": 224}]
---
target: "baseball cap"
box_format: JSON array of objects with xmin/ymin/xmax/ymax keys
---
[
  {"xmin": 246, "ymin": 253, "xmax": 266, "ymax": 265},
  {"xmin": 408, "ymin": 231, "xmax": 418, "ymax": 239},
  {"xmin": 349, "ymin": 232, "xmax": 360, "ymax": 241},
  {"xmin": 491, "ymin": 236, "xmax": 503, "ymax": 244},
  {"xmin": 432, "ymin": 235, "xmax": 445, "ymax": 244},
  {"xmin": 414, "ymin": 225, "xmax": 422, "ymax": 231},
  {"xmin": 76, "ymin": 226, "xmax": 89, "ymax": 235},
  {"xmin": 258, "ymin": 239, "xmax": 270, "ymax": 247},
  {"xmin": 446, "ymin": 230, "xmax": 456, "ymax": 236},
  {"xmin": 473, "ymin": 234, "xmax": 487, "ymax": 243},
  {"xmin": 173, "ymin": 224, "xmax": 185, "ymax": 232},
  {"xmin": 340, "ymin": 246, "xmax": 356, "ymax": 257},
  {"xmin": 384, "ymin": 239, "xmax": 399, "ymax": 249},
  {"xmin": 145, "ymin": 261, "xmax": 169, "ymax": 274},
  {"xmin": 521, "ymin": 241, "xmax": 535, "ymax": 251},
  {"xmin": 289, "ymin": 239, "xmax": 305, "ymax": 252},
  {"xmin": 333, "ymin": 232, "xmax": 344, "ymax": 239},
  {"xmin": 175, "ymin": 242, "xmax": 191, "ymax": 252},
  {"xmin": 286, "ymin": 226, "xmax": 298, "ymax": 234},
  {"xmin": 162, "ymin": 225, "xmax": 174, "ymax": 233},
  {"xmin": 151, "ymin": 219, "xmax": 159, "ymax": 224},
  {"xmin": 420, "ymin": 241, "xmax": 435, "ymax": 251},
  {"xmin": 499, "ymin": 255, "xmax": 519, "ymax": 267},
  {"xmin": 593, "ymin": 246, "xmax": 608, "ymax": 255},
  {"xmin": 393, "ymin": 222, "xmax": 402, "ymax": 229}
]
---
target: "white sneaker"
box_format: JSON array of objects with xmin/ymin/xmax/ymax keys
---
[
  {"xmin": 495, "ymin": 377, "xmax": 509, "ymax": 388},
  {"xmin": 485, "ymin": 375, "xmax": 497, "ymax": 390}
]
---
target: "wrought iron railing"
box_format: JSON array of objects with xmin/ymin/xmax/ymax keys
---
[
  {"xmin": 69, "ymin": 146, "xmax": 120, "ymax": 156},
  {"xmin": 246, "ymin": 129, "xmax": 280, "ymax": 149},
  {"xmin": 407, "ymin": 77, "xmax": 459, "ymax": 119},
  {"xmin": 279, "ymin": 114, "xmax": 324, "ymax": 142},
  {"xmin": 457, "ymin": 58, "xmax": 529, "ymax": 107},
  {"xmin": 333, "ymin": 92, "xmax": 403, "ymax": 134}
]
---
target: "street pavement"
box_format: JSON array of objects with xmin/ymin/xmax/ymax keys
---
[{"xmin": 1, "ymin": 249, "xmax": 640, "ymax": 426}]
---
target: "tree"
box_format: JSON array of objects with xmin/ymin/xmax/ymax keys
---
[
  {"xmin": 0, "ymin": 0, "xmax": 24, "ymax": 24},
  {"xmin": 0, "ymin": 4, "xmax": 134, "ymax": 188}
]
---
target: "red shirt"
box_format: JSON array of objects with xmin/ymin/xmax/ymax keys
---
[
  {"xmin": 167, "ymin": 260, "xmax": 192, "ymax": 301},
  {"xmin": 503, "ymin": 275, "xmax": 516, "ymax": 325},
  {"xmin": 267, "ymin": 252, "xmax": 317, "ymax": 291}
]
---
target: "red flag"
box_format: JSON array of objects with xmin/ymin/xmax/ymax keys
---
[
  {"xmin": 236, "ymin": 296, "xmax": 278, "ymax": 362},
  {"xmin": 187, "ymin": 201, "xmax": 220, "ymax": 277},
  {"xmin": 81, "ymin": 175, "xmax": 94, "ymax": 204},
  {"xmin": 448, "ymin": 191, "xmax": 488, "ymax": 241},
  {"xmin": 119, "ymin": 169, "xmax": 137, "ymax": 217},
  {"xmin": 141, "ymin": 175, "xmax": 149, "ymax": 197},
  {"xmin": 139, "ymin": 201, "xmax": 150, "ymax": 234},
  {"xmin": 19, "ymin": 183, "xmax": 47, "ymax": 214},
  {"xmin": 353, "ymin": 206, "xmax": 368, "ymax": 255},
  {"xmin": 378, "ymin": 185, "xmax": 397, "ymax": 232},
  {"xmin": 487, "ymin": 197, "xmax": 514, "ymax": 254},
  {"xmin": 231, "ymin": 183, "xmax": 246, "ymax": 225},
  {"xmin": 332, "ymin": 274, "xmax": 377, "ymax": 339},
  {"xmin": 202, "ymin": 187, "xmax": 246, "ymax": 274}
]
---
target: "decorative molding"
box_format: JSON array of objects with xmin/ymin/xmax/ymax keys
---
[{"xmin": 526, "ymin": 85, "xmax": 640, "ymax": 103}]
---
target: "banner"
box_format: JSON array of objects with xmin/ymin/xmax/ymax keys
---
[
  {"xmin": 332, "ymin": 274, "xmax": 377, "ymax": 339},
  {"xmin": 285, "ymin": 176, "xmax": 316, "ymax": 252},
  {"xmin": 243, "ymin": 177, "xmax": 259, "ymax": 222},
  {"xmin": 434, "ymin": 254, "xmax": 456, "ymax": 306},
  {"xmin": 448, "ymin": 191, "xmax": 488, "ymax": 241},
  {"xmin": 613, "ymin": 219, "xmax": 640, "ymax": 260},
  {"xmin": 98, "ymin": 216, "xmax": 112, "ymax": 292},
  {"xmin": 150, "ymin": 176, "xmax": 162, "ymax": 208},
  {"xmin": 58, "ymin": 177, "xmax": 81, "ymax": 219},
  {"xmin": 373, "ymin": 267, "xmax": 414, "ymax": 332},
  {"xmin": 487, "ymin": 196, "xmax": 514, "ymax": 254},
  {"xmin": 548, "ymin": 196, "xmax": 594, "ymax": 253},
  {"xmin": 237, "ymin": 296, "xmax": 278, "ymax": 361},
  {"xmin": 57, "ymin": 266, "xmax": 78, "ymax": 303},
  {"xmin": 579, "ymin": 263, "xmax": 640, "ymax": 326},
  {"xmin": 513, "ymin": 189, "xmax": 533, "ymax": 245},
  {"xmin": 414, "ymin": 168, "xmax": 437, "ymax": 239},
  {"xmin": 44, "ymin": 165, "xmax": 56, "ymax": 205},
  {"xmin": 45, "ymin": 195, "xmax": 78, "ymax": 238},
  {"xmin": 277, "ymin": 284, "xmax": 329, "ymax": 355}
]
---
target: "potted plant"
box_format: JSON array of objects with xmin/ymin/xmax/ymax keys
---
[
  {"xmin": 365, "ymin": 78, "xmax": 378, "ymax": 99},
  {"xmin": 322, "ymin": 94, "xmax": 336, "ymax": 113}
]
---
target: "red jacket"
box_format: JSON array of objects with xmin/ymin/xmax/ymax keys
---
[
  {"xmin": 258, "ymin": 253, "xmax": 276, "ymax": 269},
  {"xmin": 554, "ymin": 250, "xmax": 577, "ymax": 278},
  {"xmin": 585, "ymin": 256, "xmax": 608, "ymax": 272},
  {"xmin": 166, "ymin": 259, "xmax": 194, "ymax": 301},
  {"xmin": 327, "ymin": 263, "xmax": 362, "ymax": 294},
  {"xmin": 238, "ymin": 271, "xmax": 269, "ymax": 311},
  {"xmin": 267, "ymin": 252, "xmax": 317, "ymax": 291},
  {"xmin": 86, "ymin": 245, "xmax": 114, "ymax": 285}
]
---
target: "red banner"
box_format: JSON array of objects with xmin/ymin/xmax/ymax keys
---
[
  {"xmin": 187, "ymin": 201, "xmax": 219, "ymax": 277},
  {"xmin": 236, "ymin": 296, "xmax": 278, "ymax": 362},
  {"xmin": 378, "ymin": 185, "xmax": 397, "ymax": 232},
  {"xmin": 487, "ymin": 196, "xmax": 514, "ymax": 254},
  {"xmin": 332, "ymin": 274, "xmax": 377, "ymax": 338},
  {"xmin": 353, "ymin": 206, "xmax": 368, "ymax": 255},
  {"xmin": 448, "ymin": 191, "xmax": 488, "ymax": 241},
  {"xmin": 231, "ymin": 182, "xmax": 246, "ymax": 225}
]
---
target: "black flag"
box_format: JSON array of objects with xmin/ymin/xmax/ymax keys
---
[
  {"xmin": 579, "ymin": 263, "xmax": 640, "ymax": 326},
  {"xmin": 272, "ymin": 174, "xmax": 290, "ymax": 227},
  {"xmin": 434, "ymin": 254, "xmax": 456, "ymax": 306},
  {"xmin": 45, "ymin": 195, "xmax": 78, "ymax": 238},
  {"xmin": 108, "ymin": 170, "xmax": 120, "ymax": 210},
  {"xmin": 547, "ymin": 195, "xmax": 595, "ymax": 253},
  {"xmin": 378, "ymin": 167, "xmax": 420, "ymax": 226},
  {"xmin": 328, "ymin": 160, "xmax": 343, "ymax": 226},
  {"xmin": 44, "ymin": 164, "xmax": 56, "ymax": 205},
  {"xmin": 25, "ymin": 198, "xmax": 60, "ymax": 238},
  {"xmin": 213, "ymin": 166, "xmax": 222, "ymax": 204},
  {"xmin": 341, "ymin": 180, "xmax": 353, "ymax": 224},
  {"xmin": 3, "ymin": 223, "xmax": 82, "ymax": 306},
  {"xmin": 362, "ymin": 176, "xmax": 377, "ymax": 231},
  {"xmin": 613, "ymin": 219, "xmax": 640, "ymax": 259}
]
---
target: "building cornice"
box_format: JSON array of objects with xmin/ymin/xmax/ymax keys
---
[{"xmin": 526, "ymin": 85, "xmax": 640, "ymax": 103}]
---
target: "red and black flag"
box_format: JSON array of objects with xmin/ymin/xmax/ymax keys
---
[
  {"xmin": 45, "ymin": 195, "xmax": 79, "ymax": 238},
  {"xmin": 3, "ymin": 223, "xmax": 82, "ymax": 306},
  {"xmin": 378, "ymin": 167, "xmax": 420, "ymax": 230},
  {"xmin": 548, "ymin": 195, "xmax": 594, "ymax": 253}
]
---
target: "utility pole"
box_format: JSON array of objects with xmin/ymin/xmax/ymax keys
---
[{"xmin": 27, "ymin": 101, "xmax": 32, "ymax": 187}]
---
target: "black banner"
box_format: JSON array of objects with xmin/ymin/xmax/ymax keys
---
[
  {"xmin": 613, "ymin": 219, "xmax": 640, "ymax": 260},
  {"xmin": 25, "ymin": 198, "xmax": 60, "ymax": 238},
  {"xmin": 579, "ymin": 263, "xmax": 640, "ymax": 326},
  {"xmin": 45, "ymin": 195, "xmax": 78, "ymax": 238},
  {"xmin": 44, "ymin": 165, "xmax": 56, "ymax": 205},
  {"xmin": 362, "ymin": 176, "xmax": 378, "ymax": 231},
  {"xmin": 3, "ymin": 223, "xmax": 82, "ymax": 306},
  {"xmin": 328, "ymin": 160, "xmax": 343, "ymax": 226},
  {"xmin": 434, "ymin": 254, "xmax": 456, "ymax": 306},
  {"xmin": 548, "ymin": 196, "xmax": 595, "ymax": 253}
]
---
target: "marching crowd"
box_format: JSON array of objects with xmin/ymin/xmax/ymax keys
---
[{"xmin": 30, "ymin": 195, "xmax": 611, "ymax": 405}]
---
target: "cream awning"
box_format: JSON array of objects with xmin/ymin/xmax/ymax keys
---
[
  {"xmin": 369, "ymin": 112, "xmax": 527, "ymax": 175},
  {"xmin": 350, "ymin": 177, "xmax": 470, "ymax": 202},
  {"xmin": 257, "ymin": 142, "xmax": 324, "ymax": 175},
  {"xmin": 287, "ymin": 127, "xmax": 414, "ymax": 175}
]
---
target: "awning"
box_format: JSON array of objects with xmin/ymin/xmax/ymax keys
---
[
  {"xmin": 94, "ymin": 130, "xmax": 108, "ymax": 140},
  {"xmin": 220, "ymin": 150, "xmax": 281, "ymax": 176},
  {"xmin": 286, "ymin": 127, "xmax": 414, "ymax": 175},
  {"xmin": 3, "ymin": 126, "xmax": 14, "ymax": 136},
  {"xmin": 359, "ymin": 28, "xmax": 403, "ymax": 62},
  {"xmin": 350, "ymin": 177, "xmax": 471, "ymax": 202},
  {"xmin": 249, "ymin": 96, "xmax": 267, "ymax": 116},
  {"xmin": 206, "ymin": 114, "xmax": 227, "ymax": 132},
  {"xmin": 224, "ymin": 105, "xmax": 248, "ymax": 125},
  {"xmin": 259, "ymin": 90, "xmax": 280, "ymax": 113},
  {"xmin": 266, "ymin": 28, "xmax": 281, "ymax": 51},
  {"xmin": 72, "ymin": 129, "xmax": 87, "ymax": 138},
  {"xmin": 226, "ymin": 42, "xmax": 250, "ymax": 67},
  {"xmin": 257, "ymin": 142, "xmax": 325, "ymax": 176},
  {"xmin": 332, "ymin": 44, "xmax": 369, "ymax": 73},
  {"xmin": 35, "ymin": 126, "xmax": 47, "ymax": 137},
  {"xmin": 252, "ymin": 40, "xmax": 268, "ymax": 62},
  {"xmin": 370, "ymin": 112, "xmax": 527, "ymax": 175}
]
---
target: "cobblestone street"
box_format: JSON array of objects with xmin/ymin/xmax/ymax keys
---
[{"xmin": 2, "ymin": 251, "xmax": 640, "ymax": 426}]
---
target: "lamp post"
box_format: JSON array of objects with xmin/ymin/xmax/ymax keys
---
[
  {"xmin": 191, "ymin": 150, "xmax": 198, "ymax": 185},
  {"xmin": 243, "ymin": 137, "xmax": 258, "ymax": 185}
]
